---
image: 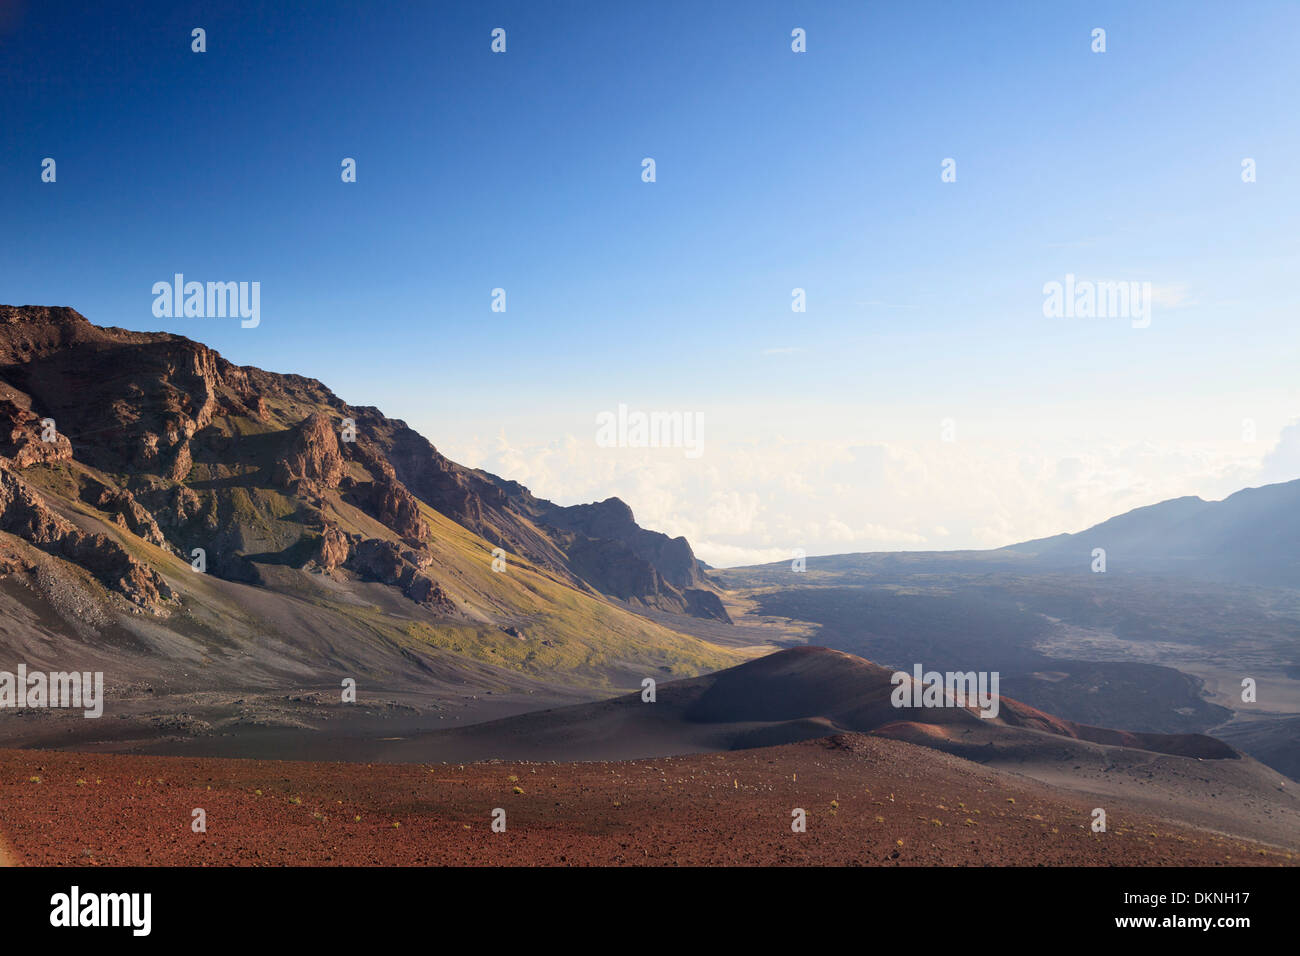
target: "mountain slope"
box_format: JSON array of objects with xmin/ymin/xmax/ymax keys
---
[
  {"xmin": 0, "ymin": 305, "xmax": 758, "ymax": 737},
  {"xmin": 0, "ymin": 305, "xmax": 730, "ymax": 615},
  {"xmin": 1003, "ymin": 480, "xmax": 1300, "ymax": 585}
]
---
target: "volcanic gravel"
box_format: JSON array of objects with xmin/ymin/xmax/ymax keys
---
[{"xmin": 0, "ymin": 735, "xmax": 1291, "ymax": 866}]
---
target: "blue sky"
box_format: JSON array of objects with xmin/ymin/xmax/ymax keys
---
[{"xmin": 2, "ymin": 1, "xmax": 1298, "ymax": 563}]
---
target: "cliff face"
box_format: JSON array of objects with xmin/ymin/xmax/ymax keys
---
[
  {"xmin": 0, "ymin": 305, "xmax": 728, "ymax": 621},
  {"xmin": 0, "ymin": 466, "xmax": 173, "ymax": 608},
  {"xmin": 524, "ymin": 497, "xmax": 728, "ymax": 621}
]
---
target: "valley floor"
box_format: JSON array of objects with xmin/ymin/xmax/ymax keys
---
[{"xmin": 0, "ymin": 736, "xmax": 1292, "ymax": 867}]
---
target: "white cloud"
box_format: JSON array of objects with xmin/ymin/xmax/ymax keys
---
[
  {"xmin": 1258, "ymin": 418, "xmax": 1300, "ymax": 484},
  {"xmin": 437, "ymin": 426, "xmax": 1285, "ymax": 569}
]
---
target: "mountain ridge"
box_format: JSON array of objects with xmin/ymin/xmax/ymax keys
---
[
  {"xmin": 0, "ymin": 304, "xmax": 751, "ymax": 731},
  {"xmin": 1001, "ymin": 479, "xmax": 1300, "ymax": 584},
  {"xmin": 0, "ymin": 303, "xmax": 727, "ymax": 620},
  {"xmin": 722, "ymin": 477, "xmax": 1300, "ymax": 588}
]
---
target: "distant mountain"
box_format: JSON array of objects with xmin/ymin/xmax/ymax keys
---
[
  {"xmin": 0, "ymin": 305, "xmax": 741, "ymax": 710},
  {"xmin": 710, "ymin": 481, "xmax": 1300, "ymax": 778},
  {"xmin": 722, "ymin": 480, "xmax": 1300, "ymax": 589},
  {"xmin": 1003, "ymin": 480, "xmax": 1300, "ymax": 586}
]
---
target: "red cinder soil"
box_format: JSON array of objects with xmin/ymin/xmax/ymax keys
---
[{"xmin": 0, "ymin": 735, "xmax": 1291, "ymax": 866}]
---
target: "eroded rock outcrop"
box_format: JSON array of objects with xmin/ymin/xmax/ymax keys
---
[
  {"xmin": 0, "ymin": 309, "xmax": 224, "ymax": 482},
  {"xmin": 80, "ymin": 476, "xmax": 167, "ymax": 547},
  {"xmin": 307, "ymin": 524, "xmax": 352, "ymax": 571},
  {"xmin": 0, "ymin": 395, "xmax": 73, "ymax": 467},
  {"xmin": 343, "ymin": 437, "xmax": 429, "ymax": 543},
  {"xmin": 366, "ymin": 477, "xmax": 428, "ymax": 543},
  {"xmin": 273, "ymin": 412, "xmax": 345, "ymax": 492},
  {"xmin": 346, "ymin": 537, "xmax": 453, "ymax": 610},
  {"xmin": 0, "ymin": 466, "xmax": 174, "ymax": 608}
]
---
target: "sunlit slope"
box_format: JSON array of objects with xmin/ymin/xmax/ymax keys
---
[
  {"xmin": 7, "ymin": 434, "xmax": 752, "ymax": 697},
  {"xmin": 0, "ymin": 306, "xmax": 762, "ymax": 702}
]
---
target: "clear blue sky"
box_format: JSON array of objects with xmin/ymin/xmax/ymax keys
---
[{"xmin": 2, "ymin": 1, "xmax": 1297, "ymax": 560}]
